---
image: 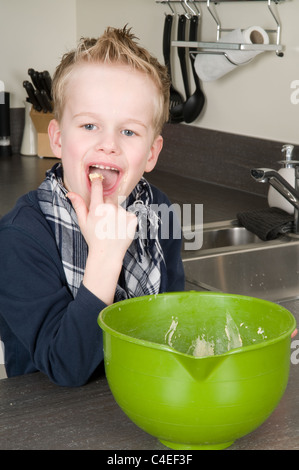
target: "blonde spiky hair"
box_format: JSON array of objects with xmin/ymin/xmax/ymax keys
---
[{"xmin": 51, "ymin": 26, "xmax": 170, "ymax": 137}]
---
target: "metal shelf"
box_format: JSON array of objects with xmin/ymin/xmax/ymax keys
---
[
  {"xmin": 172, "ymin": 41, "xmax": 283, "ymax": 52},
  {"xmin": 156, "ymin": 1, "xmax": 285, "ymax": 3},
  {"xmin": 156, "ymin": 0, "xmax": 285, "ymax": 57}
]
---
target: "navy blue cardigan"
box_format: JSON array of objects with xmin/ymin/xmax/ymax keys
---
[{"xmin": 0, "ymin": 186, "xmax": 184, "ymax": 386}]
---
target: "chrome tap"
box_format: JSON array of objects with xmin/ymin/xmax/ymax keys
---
[{"xmin": 251, "ymin": 145, "xmax": 299, "ymax": 233}]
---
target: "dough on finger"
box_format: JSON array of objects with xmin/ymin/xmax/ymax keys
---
[{"xmin": 89, "ymin": 172, "xmax": 104, "ymax": 182}]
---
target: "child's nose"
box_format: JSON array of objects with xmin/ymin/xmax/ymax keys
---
[{"xmin": 95, "ymin": 131, "xmax": 119, "ymax": 155}]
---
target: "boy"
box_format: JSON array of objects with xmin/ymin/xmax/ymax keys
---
[{"xmin": 0, "ymin": 27, "xmax": 184, "ymax": 386}]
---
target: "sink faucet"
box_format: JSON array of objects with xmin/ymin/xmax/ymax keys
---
[{"xmin": 251, "ymin": 145, "xmax": 299, "ymax": 233}]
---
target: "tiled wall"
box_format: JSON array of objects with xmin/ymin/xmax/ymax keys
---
[{"xmin": 158, "ymin": 123, "xmax": 297, "ymax": 196}]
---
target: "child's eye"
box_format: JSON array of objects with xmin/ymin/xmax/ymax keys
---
[
  {"xmin": 122, "ymin": 129, "xmax": 135, "ymax": 137},
  {"xmin": 83, "ymin": 124, "xmax": 97, "ymax": 131}
]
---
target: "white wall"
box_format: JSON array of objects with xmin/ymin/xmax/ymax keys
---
[
  {"xmin": 0, "ymin": 0, "xmax": 77, "ymax": 108},
  {"xmin": 0, "ymin": 0, "xmax": 298, "ymax": 143},
  {"xmin": 193, "ymin": 1, "xmax": 299, "ymax": 144},
  {"xmin": 75, "ymin": 0, "xmax": 299, "ymax": 144}
]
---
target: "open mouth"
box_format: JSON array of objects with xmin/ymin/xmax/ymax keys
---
[{"xmin": 88, "ymin": 164, "xmax": 121, "ymax": 194}]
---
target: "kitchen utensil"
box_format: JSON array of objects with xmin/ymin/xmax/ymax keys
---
[
  {"xmin": 170, "ymin": 14, "xmax": 191, "ymax": 122},
  {"xmin": 177, "ymin": 14, "xmax": 190, "ymax": 100},
  {"xmin": 183, "ymin": 15, "xmax": 205, "ymax": 123},
  {"xmin": 28, "ymin": 68, "xmax": 41, "ymax": 92},
  {"xmin": 98, "ymin": 291, "xmax": 296, "ymax": 450},
  {"xmin": 162, "ymin": 14, "xmax": 184, "ymax": 123},
  {"xmin": 34, "ymin": 90, "xmax": 48, "ymax": 113},
  {"xmin": 42, "ymin": 71, "xmax": 52, "ymax": 100},
  {"xmin": 25, "ymin": 69, "xmax": 53, "ymax": 113},
  {"xmin": 23, "ymin": 80, "xmax": 42, "ymax": 112},
  {"xmin": 40, "ymin": 90, "xmax": 53, "ymax": 113}
]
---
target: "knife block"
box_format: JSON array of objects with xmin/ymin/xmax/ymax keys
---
[{"xmin": 30, "ymin": 108, "xmax": 55, "ymax": 158}]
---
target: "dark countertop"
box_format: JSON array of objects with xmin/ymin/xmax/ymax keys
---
[
  {"xmin": 1, "ymin": 154, "xmax": 297, "ymax": 451},
  {"xmin": 147, "ymin": 169, "xmax": 268, "ymax": 223},
  {"xmin": 0, "ymin": 154, "xmax": 59, "ymax": 216},
  {"xmin": 0, "ymin": 343, "xmax": 298, "ymax": 451}
]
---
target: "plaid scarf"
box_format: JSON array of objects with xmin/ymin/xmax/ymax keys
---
[{"xmin": 37, "ymin": 163, "xmax": 164, "ymax": 301}]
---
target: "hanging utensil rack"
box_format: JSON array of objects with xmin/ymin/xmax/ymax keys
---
[{"xmin": 156, "ymin": 0, "xmax": 285, "ymax": 57}]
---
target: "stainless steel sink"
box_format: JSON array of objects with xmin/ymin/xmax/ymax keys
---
[
  {"xmin": 201, "ymin": 220, "xmax": 262, "ymax": 250},
  {"xmin": 201, "ymin": 225, "xmax": 261, "ymax": 250},
  {"xmin": 183, "ymin": 220, "xmax": 299, "ymax": 302},
  {"xmin": 183, "ymin": 220, "xmax": 290, "ymax": 258}
]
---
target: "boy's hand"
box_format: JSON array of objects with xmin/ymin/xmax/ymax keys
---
[
  {"xmin": 67, "ymin": 177, "xmax": 137, "ymax": 252},
  {"xmin": 67, "ymin": 178, "xmax": 137, "ymax": 304}
]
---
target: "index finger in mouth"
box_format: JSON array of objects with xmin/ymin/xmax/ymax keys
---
[
  {"xmin": 89, "ymin": 173, "xmax": 104, "ymax": 209},
  {"xmin": 89, "ymin": 172, "xmax": 104, "ymax": 183}
]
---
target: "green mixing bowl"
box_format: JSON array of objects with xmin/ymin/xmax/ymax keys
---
[{"xmin": 98, "ymin": 292, "xmax": 296, "ymax": 450}]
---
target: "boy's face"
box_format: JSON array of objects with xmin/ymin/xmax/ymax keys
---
[{"xmin": 49, "ymin": 63, "xmax": 163, "ymax": 207}]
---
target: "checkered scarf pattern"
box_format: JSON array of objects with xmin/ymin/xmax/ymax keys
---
[{"xmin": 37, "ymin": 163, "xmax": 164, "ymax": 300}]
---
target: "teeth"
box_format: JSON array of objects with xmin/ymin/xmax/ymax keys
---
[{"xmin": 90, "ymin": 164, "xmax": 118, "ymax": 171}]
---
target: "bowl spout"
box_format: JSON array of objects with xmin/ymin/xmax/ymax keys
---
[{"xmin": 176, "ymin": 353, "xmax": 227, "ymax": 381}]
